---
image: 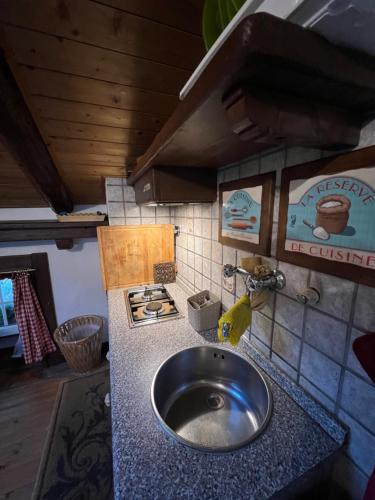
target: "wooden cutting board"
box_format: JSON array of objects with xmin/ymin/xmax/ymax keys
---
[{"xmin": 97, "ymin": 224, "xmax": 174, "ymax": 290}]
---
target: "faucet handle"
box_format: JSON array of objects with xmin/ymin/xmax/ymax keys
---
[{"xmin": 223, "ymin": 264, "xmax": 237, "ymax": 278}]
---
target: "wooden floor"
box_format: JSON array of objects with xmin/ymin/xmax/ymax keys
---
[{"xmin": 0, "ymin": 360, "xmax": 72, "ymax": 499}]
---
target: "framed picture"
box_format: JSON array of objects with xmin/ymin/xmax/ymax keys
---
[
  {"xmin": 277, "ymin": 145, "xmax": 375, "ymax": 287},
  {"xmin": 219, "ymin": 172, "xmax": 275, "ymax": 256}
]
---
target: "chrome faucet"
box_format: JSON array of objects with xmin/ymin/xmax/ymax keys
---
[{"xmin": 223, "ymin": 264, "xmax": 286, "ymax": 293}]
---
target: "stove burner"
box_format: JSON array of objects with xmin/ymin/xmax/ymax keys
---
[
  {"xmin": 144, "ymin": 301, "xmax": 163, "ymax": 316},
  {"xmin": 142, "ymin": 289, "xmax": 154, "ymax": 301}
]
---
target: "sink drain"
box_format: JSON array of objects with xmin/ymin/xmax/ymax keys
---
[{"xmin": 206, "ymin": 392, "xmax": 224, "ymax": 410}]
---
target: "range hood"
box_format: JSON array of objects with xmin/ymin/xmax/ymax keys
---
[{"xmin": 133, "ymin": 166, "xmax": 217, "ymax": 205}]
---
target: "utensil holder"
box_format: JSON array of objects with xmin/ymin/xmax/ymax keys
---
[{"xmin": 187, "ymin": 290, "xmax": 221, "ymax": 332}]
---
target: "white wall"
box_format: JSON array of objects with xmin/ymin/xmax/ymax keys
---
[{"xmin": 0, "ymin": 205, "xmax": 108, "ymax": 338}]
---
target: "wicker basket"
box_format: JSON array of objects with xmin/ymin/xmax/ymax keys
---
[{"xmin": 53, "ymin": 315, "xmax": 104, "ymax": 373}]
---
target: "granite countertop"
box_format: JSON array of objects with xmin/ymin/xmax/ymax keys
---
[{"xmin": 108, "ymin": 283, "xmax": 346, "ymax": 500}]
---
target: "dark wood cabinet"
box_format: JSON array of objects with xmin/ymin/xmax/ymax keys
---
[{"xmin": 134, "ymin": 166, "xmax": 217, "ymax": 204}]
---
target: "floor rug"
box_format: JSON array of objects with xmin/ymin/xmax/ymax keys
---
[{"xmin": 33, "ymin": 367, "xmax": 113, "ymax": 500}]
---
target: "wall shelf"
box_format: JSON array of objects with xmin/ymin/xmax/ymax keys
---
[
  {"xmin": 128, "ymin": 13, "xmax": 375, "ymax": 185},
  {"xmin": 0, "ymin": 220, "xmax": 108, "ymax": 249}
]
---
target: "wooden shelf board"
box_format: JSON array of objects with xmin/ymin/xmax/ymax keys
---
[
  {"xmin": 0, "ymin": 220, "xmax": 109, "ymax": 246},
  {"xmin": 128, "ymin": 13, "xmax": 375, "ymax": 185}
]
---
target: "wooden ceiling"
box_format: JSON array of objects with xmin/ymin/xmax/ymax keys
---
[{"xmin": 0, "ymin": 0, "xmax": 204, "ymax": 206}]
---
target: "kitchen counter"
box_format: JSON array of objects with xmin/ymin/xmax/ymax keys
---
[{"xmin": 108, "ymin": 283, "xmax": 346, "ymax": 499}]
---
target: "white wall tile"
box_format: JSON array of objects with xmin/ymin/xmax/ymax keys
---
[
  {"xmin": 156, "ymin": 206, "xmax": 169, "ymax": 217},
  {"xmin": 201, "ymin": 204, "xmax": 212, "ymax": 218},
  {"xmin": 202, "ymin": 276, "xmax": 211, "ymax": 291},
  {"xmin": 310, "ymin": 272, "xmax": 355, "ymax": 322},
  {"xmin": 286, "ymin": 147, "xmax": 321, "ymax": 167},
  {"xmin": 271, "ymin": 352, "xmax": 297, "ymax": 380},
  {"xmin": 222, "ymin": 289, "xmax": 235, "ymax": 309},
  {"xmin": 250, "ymin": 334, "xmax": 271, "ymax": 358},
  {"xmin": 178, "ymin": 233, "xmax": 187, "ymax": 249},
  {"xmin": 194, "ymin": 254, "xmax": 203, "ymax": 274},
  {"xmin": 251, "ymin": 312, "xmax": 273, "ymax": 346},
  {"xmin": 305, "ymin": 308, "xmax": 348, "ymax": 363},
  {"xmin": 195, "ymin": 271, "xmax": 203, "ymax": 291},
  {"xmin": 260, "ymin": 148, "xmax": 285, "ymax": 186},
  {"xmin": 110, "ymin": 217, "xmax": 126, "ymax": 226},
  {"xmin": 106, "ymin": 185, "xmax": 123, "ymax": 201},
  {"xmin": 211, "ymin": 241, "xmax": 223, "ymax": 264},
  {"xmin": 300, "ymin": 376, "xmax": 335, "ymax": 412},
  {"xmin": 156, "ymin": 217, "xmax": 170, "ymax": 224},
  {"xmin": 277, "ymin": 262, "xmax": 309, "ymax": 299},
  {"xmin": 354, "ymin": 284, "xmax": 375, "ymax": 331},
  {"xmin": 106, "ymin": 177, "xmax": 123, "ymax": 186},
  {"xmin": 187, "ymin": 251, "xmax": 194, "ymax": 268},
  {"xmin": 212, "ymin": 200, "xmax": 219, "ymax": 219},
  {"xmin": 126, "ymin": 217, "xmax": 141, "ymax": 225},
  {"xmin": 223, "ymin": 245, "xmax": 236, "ymax": 266},
  {"xmin": 141, "ymin": 217, "xmax": 156, "ymax": 225},
  {"xmin": 202, "ymin": 258, "xmax": 211, "ymax": 279},
  {"xmin": 202, "ymin": 218, "xmax": 211, "ymax": 239},
  {"xmin": 300, "ymin": 344, "xmax": 341, "ymax": 400},
  {"xmin": 202, "ymin": 239, "xmax": 211, "ymax": 259},
  {"xmin": 211, "ymin": 261, "xmax": 222, "ymax": 285},
  {"xmin": 141, "ymin": 205, "xmax": 155, "ymax": 217},
  {"xmin": 272, "ymin": 323, "xmax": 301, "ymax": 368},
  {"xmin": 211, "ymin": 281, "xmax": 222, "ymax": 300},
  {"xmin": 125, "ymin": 203, "xmax": 141, "ymax": 218},
  {"xmin": 194, "ymin": 236, "xmax": 203, "ymax": 255},
  {"xmin": 187, "ymin": 235, "xmax": 194, "ymax": 252},
  {"xmin": 194, "ymin": 218, "xmax": 202, "ymax": 236},
  {"xmin": 123, "ymin": 186, "xmax": 135, "ymax": 202},
  {"xmin": 340, "ymin": 371, "xmax": 375, "ymax": 433},
  {"xmin": 212, "ymin": 220, "xmax": 219, "ymax": 241},
  {"xmin": 338, "ymin": 410, "xmax": 375, "ymax": 476},
  {"xmin": 108, "ymin": 202, "xmax": 125, "ymax": 218},
  {"xmin": 224, "ymin": 165, "xmax": 239, "ymax": 182},
  {"xmin": 240, "ymin": 157, "xmax": 259, "ymax": 178},
  {"xmin": 187, "ymin": 219, "xmax": 194, "ymax": 234},
  {"xmin": 275, "ymin": 294, "xmax": 304, "ymax": 337}
]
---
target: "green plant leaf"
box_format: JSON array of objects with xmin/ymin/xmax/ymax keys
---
[{"xmin": 202, "ymin": 0, "xmax": 246, "ymax": 51}]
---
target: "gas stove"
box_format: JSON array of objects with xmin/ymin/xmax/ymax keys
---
[{"xmin": 125, "ymin": 284, "xmax": 182, "ymax": 328}]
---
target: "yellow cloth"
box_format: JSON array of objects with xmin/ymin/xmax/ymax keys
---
[{"xmin": 217, "ymin": 295, "xmax": 252, "ymax": 346}]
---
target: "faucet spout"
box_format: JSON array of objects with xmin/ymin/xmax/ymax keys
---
[{"xmin": 223, "ymin": 264, "xmax": 286, "ymax": 293}]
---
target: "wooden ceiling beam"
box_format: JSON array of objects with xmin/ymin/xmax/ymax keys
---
[{"xmin": 0, "ymin": 50, "xmax": 73, "ymax": 213}]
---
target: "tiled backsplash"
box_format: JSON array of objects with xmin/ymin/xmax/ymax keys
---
[
  {"xmin": 105, "ymin": 177, "xmax": 171, "ymax": 226},
  {"xmin": 106, "ymin": 144, "xmax": 375, "ymax": 499},
  {"xmin": 170, "ymin": 147, "xmax": 375, "ymax": 500}
]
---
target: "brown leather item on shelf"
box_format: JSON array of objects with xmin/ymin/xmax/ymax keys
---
[{"xmin": 352, "ymin": 333, "xmax": 375, "ymax": 384}]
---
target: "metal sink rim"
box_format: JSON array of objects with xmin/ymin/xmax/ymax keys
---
[{"xmin": 150, "ymin": 345, "xmax": 273, "ymax": 453}]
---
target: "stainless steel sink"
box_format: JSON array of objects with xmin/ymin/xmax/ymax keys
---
[{"xmin": 151, "ymin": 346, "xmax": 272, "ymax": 452}]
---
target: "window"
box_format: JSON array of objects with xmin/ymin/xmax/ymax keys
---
[{"xmin": 0, "ymin": 278, "xmax": 18, "ymax": 337}]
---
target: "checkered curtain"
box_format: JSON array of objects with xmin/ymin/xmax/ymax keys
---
[{"xmin": 12, "ymin": 272, "xmax": 56, "ymax": 364}]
